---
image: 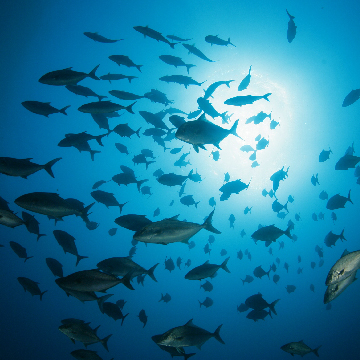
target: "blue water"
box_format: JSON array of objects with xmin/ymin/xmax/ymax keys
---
[{"xmin": 1, "ymin": 1, "xmax": 360, "ymax": 359}]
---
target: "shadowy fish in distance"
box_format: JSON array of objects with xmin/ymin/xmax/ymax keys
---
[
  {"xmin": 238, "ymin": 66, "xmax": 252, "ymax": 91},
  {"xmin": 342, "ymin": 89, "xmax": 360, "ymax": 107},
  {"xmin": 0, "ymin": 156, "xmax": 61, "ymax": 178},
  {"xmin": 22, "ymin": 101, "xmax": 70, "ymax": 117},
  {"xmin": 114, "ymin": 214, "xmax": 152, "ymax": 231},
  {"xmin": 335, "ymin": 154, "xmax": 360, "ymax": 170},
  {"xmin": 203, "ymin": 80, "xmax": 234, "ymax": 99},
  {"xmin": 9, "ymin": 241, "xmax": 33, "ymax": 262},
  {"xmin": 281, "ymin": 341, "xmax": 321, "ymax": 357},
  {"xmin": 17, "ymin": 277, "xmax": 47, "ymax": 300},
  {"xmin": 166, "ymin": 34, "xmax": 192, "ymax": 41},
  {"xmin": 134, "ymin": 26, "xmax": 177, "ymax": 48},
  {"xmin": 183, "ymin": 43, "xmax": 215, "ymax": 62},
  {"xmin": 46, "ymin": 258, "xmax": 63, "ymax": 278},
  {"xmin": 286, "ymin": 9, "xmax": 297, "ymax": 43},
  {"xmin": 160, "ymin": 75, "xmax": 205, "ymax": 88},
  {"xmin": 91, "ymin": 190, "xmax": 127, "ymax": 213},
  {"xmin": 251, "ymin": 225, "xmax": 292, "ymax": 246},
  {"xmin": 326, "ymin": 190, "xmax": 353, "ymax": 210},
  {"xmin": 319, "ymin": 148, "xmax": 332, "ymax": 162},
  {"xmin": 159, "ymin": 55, "xmax": 196, "ymax": 74},
  {"xmin": 157, "ymin": 170, "xmax": 193, "ymax": 187},
  {"xmin": 84, "ymin": 31, "xmax": 123, "ymax": 43},
  {"xmin": 224, "ymin": 93, "xmax": 271, "ymax": 107},
  {"xmin": 185, "ymin": 257, "xmax": 229, "ymax": 280},
  {"xmin": 39, "ymin": 65, "xmax": 100, "ymax": 85},
  {"xmin": 109, "ymin": 89, "xmax": 144, "ymax": 101},
  {"xmin": 100, "ymin": 73, "xmax": 138, "ymax": 83},
  {"xmin": 109, "ymin": 55, "xmax": 142, "ymax": 72},
  {"xmin": 78, "ymin": 100, "xmax": 136, "ymax": 114},
  {"xmin": 133, "ymin": 210, "xmax": 221, "ymax": 245},
  {"xmin": 65, "ymin": 84, "xmax": 106, "ymax": 101},
  {"xmin": 205, "ymin": 35, "xmax": 235, "ymax": 47}
]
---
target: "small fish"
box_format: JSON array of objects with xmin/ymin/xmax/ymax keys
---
[{"xmin": 84, "ymin": 32, "xmax": 123, "ymax": 43}]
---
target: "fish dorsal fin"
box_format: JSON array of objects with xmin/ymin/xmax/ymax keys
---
[
  {"xmin": 93, "ymin": 325, "xmax": 101, "ymax": 335},
  {"xmin": 63, "ymin": 67, "xmax": 72, "ymax": 70},
  {"xmin": 184, "ymin": 318, "xmax": 194, "ymax": 326},
  {"xmin": 22, "ymin": 158, "xmax": 33, "ymax": 161},
  {"xmin": 167, "ymin": 214, "xmax": 180, "ymax": 220},
  {"xmin": 204, "ymin": 260, "xmax": 210, "ymax": 265},
  {"xmin": 299, "ymin": 340, "xmax": 305, "ymax": 344}
]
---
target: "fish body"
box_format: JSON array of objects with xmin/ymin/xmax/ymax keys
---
[
  {"xmin": 109, "ymin": 90, "xmax": 143, "ymax": 100},
  {"xmin": 112, "ymin": 123, "xmax": 141, "ymax": 138},
  {"xmin": 325, "ymin": 250, "xmax": 360, "ymax": 285},
  {"xmin": 17, "ymin": 277, "xmax": 47, "ymax": 300},
  {"xmin": 335, "ymin": 154, "xmax": 360, "ymax": 170},
  {"xmin": 199, "ymin": 297, "xmax": 213, "ymax": 308},
  {"xmin": 46, "ymin": 258, "xmax": 63, "ymax": 277},
  {"xmin": 197, "ymin": 97, "xmax": 227, "ymax": 121},
  {"xmin": 175, "ymin": 114, "xmax": 240, "ymax": 152},
  {"xmin": 185, "ymin": 257, "xmax": 230, "ymax": 280},
  {"xmin": 238, "ymin": 66, "xmax": 252, "ymax": 91},
  {"xmin": 10, "ymin": 241, "xmax": 33, "ymax": 262},
  {"xmin": 66, "ymin": 84, "xmax": 106, "ymax": 101},
  {"xmin": 219, "ymin": 179, "xmax": 249, "ymax": 201},
  {"xmin": 205, "ymin": 35, "xmax": 235, "ymax": 47},
  {"xmin": 160, "ymin": 75, "xmax": 205, "ymax": 88},
  {"xmin": 71, "ymin": 349, "xmax": 108, "ymax": 360},
  {"xmin": 324, "ymin": 271, "xmax": 357, "ymax": 304},
  {"xmin": 182, "ymin": 43, "xmax": 215, "ymax": 62},
  {"xmin": 342, "ymin": 89, "xmax": 360, "ymax": 107},
  {"xmin": 251, "ymin": 225, "xmax": 292, "ymax": 245},
  {"xmin": 139, "ymin": 110, "xmax": 169, "ymax": 129},
  {"xmin": 109, "ymin": 55, "xmax": 142, "ymax": 72},
  {"xmin": 0, "ymin": 209, "xmax": 25, "ymax": 228},
  {"xmin": 134, "ymin": 26, "xmax": 177, "ymax": 48},
  {"xmin": 324, "ymin": 229, "xmax": 346, "ymax": 248},
  {"xmin": 144, "ymin": 89, "xmax": 173, "ymax": 106},
  {"xmin": 78, "ymin": 100, "xmax": 135, "ymax": 114},
  {"xmin": 115, "ymin": 214, "xmax": 152, "ymax": 231},
  {"xmin": 155, "ymin": 319, "xmax": 224, "ymax": 349},
  {"xmin": 157, "ymin": 170, "xmax": 193, "ymax": 186},
  {"xmin": 91, "ymin": 190, "xmax": 126, "ymax": 212},
  {"xmin": 84, "ymin": 31, "xmax": 122, "ymax": 43},
  {"xmin": 326, "ymin": 190, "xmax": 352, "ymax": 210},
  {"xmin": 281, "ymin": 340, "xmax": 321, "ymax": 357},
  {"xmin": 224, "ymin": 93, "xmax": 271, "ymax": 106},
  {"xmin": 159, "ymin": 55, "xmax": 195, "ymax": 73},
  {"xmin": 22, "ymin": 101, "xmax": 70, "ymax": 117},
  {"xmin": 100, "ymin": 73, "xmax": 137, "ymax": 83},
  {"xmin": 39, "ymin": 65, "xmax": 100, "ymax": 85},
  {"xmin": 133, "ymin": 210, "xmax": 220, "ymax": 245},
  {"xmin": 286, "ymin": 10, "xmax": 297, "ymax": 43},
  {"xmin": 319, "ymin": 148, "xmax": 332, "ymax": 162}
]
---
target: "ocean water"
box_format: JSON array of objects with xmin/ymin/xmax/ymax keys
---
[{"xmin": 1, "ymin": 1, "xmax": 360, "ymax": 359}]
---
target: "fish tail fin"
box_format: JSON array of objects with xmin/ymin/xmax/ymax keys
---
[
  {"xmin": 170, "ymin": 42, "xmax": 177, "ymax": 49},
  {"xmin": 36, "ymin": 234, "xmax": 46, "ymax": 241},
  {"xmin": 119, "ymin": 202, "xmax": 128, "ymax": 214},
  {"xmin": 268, "ymin": 310, "xmax": 273, "ymax": 319},
  {"xmin": 188, "ymin": 169, "xmax": 194, "ymax": 178},
  {"xmin": 203, "ymin": 209, "xmax": 221, "ymax": 234},
  {"xmin": 101, "ymin": 334, "xmax": 112, "ymax": 351},
  {"xmin": 24, "ymin": 256, "xmax": 34, "ymax": 262},
  {"xmin": 136, "ymin": 65, "xmax": 143, "ymax": 73},
  {"xmin": 230, "ymin": 119, "xmax": 242, "ymax": 139},
  {"xmin": 97, "ymin": 294, "xmax": 113, "ymax": 313},
  {"xmin": 348, "ymin": 190, "xmax": 353, "ymax": 204},
  {"xmin": 226, "ymin": 80, "xmax": 233, "ymax": 87},
  {"xmin": 220, "ymin": 257, "xmax": 230, "ymax": 273},
  {"xmin": 136, "ymin": 179, "xmax": 148, "ymax": 192},
  {"xmin": 81, "ymin": 202, "xmax": 95, "ymax": 223},
  {"xmin": 213, "ymin": 324, "xmax": 225, "ymax": 344},
  {"xmin": 159, "ymin": 293, "xmax": 164, "ymax": 302},
  {"xmin": 241, "ymin": 279, "xmax": 245, "ymax": 285},
  {"xmin": 313, "ymin": 345, "xmax": 322, "ymax": 357},
  {"xmin": 266, "ymin": 266, "xmax": 271, "ymax": 279},
  {"xmin": 40, "ymin": 290, "xmax": 48, "ymax": 301},
  {"xmin": 147, "ymin": 263, "xmax": 159, "ymax": 282},
  {"xmin": 228, "ymin": 38, "xmax": 236, "ymax": 47},
  {"xmin": 126, "ymin": 101, "xmax": 136, "ymax": 114},
  {"xmin": 286, "ymin": 9, "xmax": 295, "ymax": 19},
  {"xmin": 96, "ymin": 134, "xmax": 107, "ymax": 146},
  {"xmin": 90, "ymin": 150, "xmax": 101, "ymax": 161},
  {"xmin": 135, "ymin": 127, "xmax": 142, "ymax": 138},
  {"xmin": 120, "ymin": 271, "xmax": 135, "ymax": 290},
  {"xmin": 145, "ymin": 161, "xmax": 156, "ymax": 170},
  {"xmin": 185, "ymin": 64, "xmax": 196, "ymax": 74},
  {"xmin": 269, "ymin": 299, "xmax": 280, "ymax": 315},
  {"xmin": 263, "ymin": 93, "xmax": 272, "ymax": 101},
  {"xmin": 195, "ymin": 201, "xmax": 200, "ymax": 208},
  {"xmin": 284, "ymin": 226, "xmax": 292, "ymax": 239},
  {"xmin": 59, "ymin": 105, "xmax": 71, "ymax": 115},
  {"xmin": 128, "ymin": 76, "xmax": 135, "ymax": 83},
  {"xmin": 98, "ymin": 95, "xmax": 107, "ymax": 101},
  {"xmin": 88, "ymin": 64, "xmax": 100, "ymax": 80},
  {"xmin": 340, "ymin": 229, "xmax": 347, "ymax": 242},
  {"xmin": 76, "ymin": 255, "xmax": 88, "ymax": 266},
  {"xmin": 121, "ymin": 313, "xmax": 129, "ymax": 326},
  {"xmin": 199, "ymin": 300, "xmax": 202, "ymax": 307},
  {"xmin": 43, "ymin": 157, "xmax": 62, "ymax": 178}
]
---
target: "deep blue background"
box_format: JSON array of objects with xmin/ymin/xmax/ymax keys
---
[{"xmin": 1, "ymin": 1, "xmax": 360, "ymax": 359}]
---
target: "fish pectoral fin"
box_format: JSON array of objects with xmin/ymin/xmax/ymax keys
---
[{"xmin": 176, "ymin": 347, "xmax": 185, "ymax": 354}]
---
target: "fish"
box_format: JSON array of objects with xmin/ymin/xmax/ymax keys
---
[
  {"xmin": 204, "ymin": 243, "xmax": 211, "ymax": 255},
  {"xmin": 175, "ymin": 114, "xmax": 240, "ymax": 153},
  {"xmin": 92, "ymin": 180, "xmax": 108, "ymax": 189},
  {"xmin": 182, "ymin": 43, "xmax": 215, "ymax": 62},
  {"xmin": 58, "ymin": 321, "xmax": 112, "ymax": 351},
  {"xmin": 100, "ymin": 301, "xmax": 129, "ymax": 324},
  {"xmin": 197, "ymin": 97, "xmax": 227, "ymax": 122},
  {"xmin": 238, "ymin": 66, "xmax": 252, "ymax": 91},
  {"xmin": 46, "ymin": 258, "xmax": 63, "ymax": 278},
  {"xmin": 169, "ymin": 115, "xmax": 186, "ymax": 129},
  {"xmin": 237, "ymin": 303, "xmax": 250, "ymax": 313},
  {"xmin": 246, "ymin": 111, "xmax": 271, "ymax": 125},
  {"xmin": 112, "ymin": 123, "xmax": 141, "ymax": 138},
  {"xmin": 15, "ymin": 192, "xmax": 94, "ymax": 226},
  {"xmin": 245, "ymin": 293, "xmax": 280, "ymax": 315},
  {"xmin": 109, "ymin": 89, "xmax": 144, "ymax": 101},
  {"xmin": 319, "ymin": 148, "xmax": 332, "ymax": 162},
  {"xmin": 55, "ymin": 269, "xmax": 134, "ymax": 292},
  {"xmin": 246, "ymin": 309, "xmax": 272, "ymax": 322},
  {"xmin": 108, "ymin": 55, "xmax": 142, "ymax": 72},
  {"xmin": 270, "ymin": 166, "xmax": 289, "ymax": 192},
  {"xmin": 66, "ymin": 84, "xmax": 106, "ymax": 101},
  {"xmin": 342, "ymin": 89, "xmax": 360, "ymax": 107},
  {"xmin": 17, "ymin": 277, "xmax": 47, "ymax": 300},
  {"xmin": 325, "ymin": 250, "xmax": 360, "ymax": 285},
  {"xmin": 165, "ymin": 257, "xmax": 175, "ymax": 272},
  {"xmin": 273, "ymin": 274, "xmax": 280, "ymax": 284},
  {"xmin": 133, "ymin": 210, "xmax": 221, "ymax": 245},
  {"xmin": 205, "ymin": 35, "xmax": 235, "ymax": 47},
  {"xmin": 241, "ymin": 275, "xmax": 254, "ymax": 285},
  {"xmin": 229, "ymin": 214, "xmax": 235, "ymax": 228},
  {"xmin": 139, "ymin": 110, "xmax": 169, "ymax": 130},
  {"xmin": 159, "ymin": 55, "xmax": 195, "ymax": 74},
  {"xmin": 21, "ymin": 212, "xmax": 45, "ymax": 240},
  {"xmin": 154, "ymin": 319, "xmax": 224, "ymax": 349},
  {"xmin": 39, "ymin": 65, "xmax": 100, "ymax": 85},
  {"xmin": 202, "ymin": 80, "xmax": 234, "ymax": 100},
  {"xmin": 114, "ymin": 214, "xmax": 152, "ymax": 231},
  {"xmin": 199, "ymin": 297, "xmax": 213, "ymax": 308},
  {"xmin": 219, "ymin": 179, "xmax": 250, "ymax": 201},
  {"xmin": 78, "ymin": 100, "xmax": 135, "ymax": 114},
  {"xmin": 335, "ymin": 154, "xmax": 360, "ymax": 170},
  {"xmin": 71, "ymin": 349, "xmax": 112, "ymax": 360},
  {"xmin": 53, "ymin": 230, "xmax": 88, "ymax": 266},
  {"xmin": 319, "ymin": 190, "xmax": 328, "ymax": 200},
  {"xmin": 134, "ymin": 26, "xmax": 177, "ymax": 48},
  {"xmin": 159, "ymin": 293, "xmax": 172, "ymax": 303},
  {"xmin": 166, "ymin": 35, "xmax": 192, "ymax": 41},
  {"xmin": 138, "ymin": 309, "xmax": 148, "ymax": 327},
  {"xmin": 270, "ymin": 119, "xmax": 279, "ymax": 129},
  {"xmin": 253, "ymin": 265, "xmax": 271, "ymax": 279},
  {"xmin": 100, "ymin": 73, "xmax": 138, "ymax": 83},
  {"xmin": 281, "ymin": 340, "xmax": 321, "ymax": 357},
  {"xmin": 144, "ymin": 89, "xmax": 173, "ymax": 106},
  {"xmin": 200, "ymin": 280, "xmax": 213, "ymax": 292},
  {"xmin": 9, "ymin": 241, "xmax": 33, "ymax": 262},
  {"xmin": 22, "ymin": 101, "xmax": 70, "ymax": 117},
  {"xmin": 157, "ymin": 170, "xmax": 193, "ymax": 187},
  {"xmin": 326, "ymin": 190, "xmax": 353, "ymax": 210},
  {"xmin": 84, "ymin": 31, "xmax": 122, "ymax": 43},
  {"xmin": 285, "ymin": 285, "xmax": 296, "ymax": 293},
  {"xmin": 91, "ymin": 190, "xmax": 127, "ymax": 213},
  {"xmin": 286, "ymin": 10, "xmax": 297, "ymax": 43},
  {"xmin": 180, "ymin": 195, "xmax": 199, "ymax": 208},
  {"xmin": 185, "ymin": 257, "xmax": 230, "ymax": 280},
  {"xmin": 97, "ymin": 257, "xmax": 158, "ymax": 282},
  {"xmin": 159, "ymin": 75, "xmax": 205, "ymax": 88},
  {"xmin": 224, "ymin": 93, "xmax": 271, "ymax": 106},
  {"xmin": 324, "ymin": 229, "xmax": 346, "ymax": 247},
  {"xmin": 252, "ymin": 225, "xmax": 292, "ymax": 246}
]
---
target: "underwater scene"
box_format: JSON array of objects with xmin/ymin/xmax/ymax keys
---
[{"xmin": 1, "ymin": 0, "xmax": 360, "ymax": 359}]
